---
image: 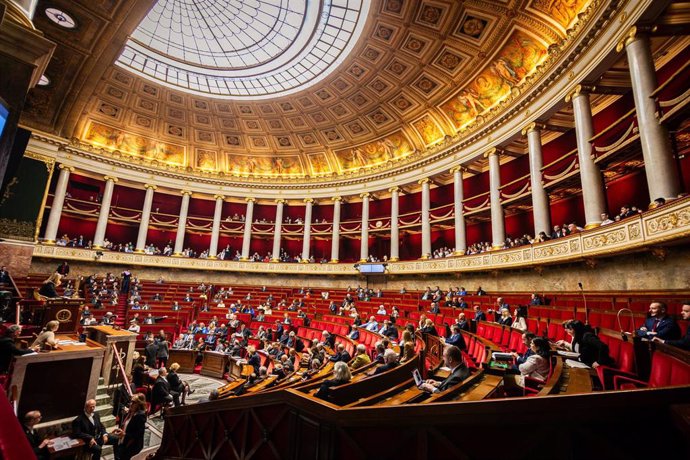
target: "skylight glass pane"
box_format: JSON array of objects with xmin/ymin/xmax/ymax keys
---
[{"xmin": 116, "ymin": 0, "xmax": 370, "ymax": 99}]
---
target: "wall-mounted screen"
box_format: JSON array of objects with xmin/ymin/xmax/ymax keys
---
[{"xmin": 357, "ymin": 263, "xmax": 387, "ymax": 274}]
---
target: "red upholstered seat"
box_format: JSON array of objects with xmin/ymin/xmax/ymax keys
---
[
  {"xmin": 614, "ymin": 351, "xmax": 690, "ymax": 390},
  {"xmin": 595, "ymin": 335, "xmax": 636, "ymax": 390}
]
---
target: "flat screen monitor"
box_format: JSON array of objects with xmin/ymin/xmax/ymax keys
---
[{"xmin": 357, "ymin": 263, "xmax": 386, "ymax": 274}]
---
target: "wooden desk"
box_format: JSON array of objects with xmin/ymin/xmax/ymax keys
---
[
  {"xmin": 168, "ymin": 349, "xmax": 197, "ymax": 373},
  {"xmin": 10, "ymin": 335, "xmax": 104, "ymax": 424},
  {"xmin": 201, "ymin": 351, "xmax": 228, "ymax": 378},
  {"xmin": 86, "ymin": 325, "xmax": 137, "ymax": 386}
]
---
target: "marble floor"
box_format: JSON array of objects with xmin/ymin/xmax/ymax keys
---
[{"xmin": 105, "ymin": 373, "xmax": 226, "ymax": 460}]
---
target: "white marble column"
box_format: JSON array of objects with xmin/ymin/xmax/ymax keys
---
[
  {"xmin": 135, "ymin": 184, "xmax": 156, "ymax": 252},
  {"xmin": 487, "ymin": 149, "xmax": 505, "ymax": 249},
  {"xmin": 43, "ymin": 164, "xmax": 73, "ymax": 243},
  {"xmin": 419, "ymin": 178, "xmax": 432, "ymax": 259},
  {"xmin": 208, "ymin": 194, "xmax": 224, "ymax": 258},
  {"xmin": 359, "ymin": 192, "xmax": 370, "ymax": 262},
  {"xmin": 523, "ymin": 123, "xmax": 552, "ymax": 237},
  {"xmin": 567, "ymin": 85, "xmax": 607, "ymax": 228},
  {"xmin": 301, "ymin": 198, "xmax": 314, "ymax": 262},
  {"xmin": 451, "ymin": 166, "xmax": 466, "ymax": 255},
  {"xmin": 93, "ymin": 176, "xmax": 117, "ymax": 249},
  {"xmin": 271, "ymin": 199, "xmax": 286, "ymax": 262},
  {"xmin": 619, "ymin": 28, "xmax": 681, "ymax": 202},
  {"xmin": 389, "ymin": 187, "xmax": 400, "ymax": 261},
  {"xmin": 173, "ymin": 190, "xmax": 192, "ymax": 255},
  {"xmin": 241, "ymin": 198, "xmax": 255, "ymax": 260},
  {"xmin": 330, "ymin": 196, "xmax": 342, "ymax": 263}
]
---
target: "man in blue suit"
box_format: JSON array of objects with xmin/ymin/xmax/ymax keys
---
[
  {"xmin": 444, "ymin": 325, "xmax": 467, "ymax": 350},
  {"xmin": 653, "ymin": 302, "xmax": 690, "ymax": 350},
  {"xmin": 636, "ymin": 302, "xmax": 680, "ymax": 341}
]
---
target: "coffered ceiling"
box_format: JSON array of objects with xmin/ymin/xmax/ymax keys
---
[{"xmin": 21, "ymin": 0, "xmax": 596, "ymax": 182}]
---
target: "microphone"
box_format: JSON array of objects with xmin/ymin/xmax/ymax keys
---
[
  {"xmin": 578, "ymin": 282, "xmax": 588, "ymax": 325},
  {"xmin": 578, "ymin": 282, "xmax": 583, "ymax": 290}
]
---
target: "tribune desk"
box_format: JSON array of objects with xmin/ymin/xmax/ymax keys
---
[
  {"xmin": 201, "ymin": 351, "xmax": 228, "ymax": 378},
  {"xmin": 86, "ymin": 326, "xmax": 137, "ymax": 386},
  {"xmin": 10, "ymin": 335, "xmax": 104, "ymax": 424},
  {"xmin": 168, "ymin": 348, "xmax": 197, "ymax": 373}
]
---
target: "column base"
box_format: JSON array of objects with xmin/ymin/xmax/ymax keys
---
[
  {"xmin": 453, "ymin": 251, "xmax": 465, "ymax": 256},
  {"xmin": 299, "ymin": 260, "xmax": 309, "ymax": 264},
  {"xmin": 270, "ymin": 258, "xmax": 280, "ymax": 263},
  {"xmin": 388, "ymin": 257, "xmax": 399, "ymax": 262},
  {"xmin": 584, "ymin": 222, "xmax": 601, "ymax": 230},
  {"xmin": 134, "ymin": 249, "xmax": 145, "ymax": 254},
  {"xmin": 172, "ymin": 252, "xmax": 184, "ymax": 257},
  {"xmin": 92, "ymin": 245, "xmax": 103, "ymax": 250},
  {"xmin": 43, "ymin": 240, "xmax": 56, "ymax": 245},
  {"xmin": 207, "ymin": 255, "xmax": 217, "ymax": 260},
  {"xmin": 329, "ymin": 259, "xmax": 339, "ymax": 263},
  {"xmin": 419, "ymin": 254, "xmax": 431, "ymax": 260},
  {"xmin": 491, "ymin": 245, "xmax": 504, "ymax": 251},
  {"xmin": 359, "ymin": 259, "xmax": 368, "ymax": 263},
  {"xmin": 240, "ymin": 257, "xmax": 249, "ymax": 261}
]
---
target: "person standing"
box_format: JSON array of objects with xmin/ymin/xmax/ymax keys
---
[{"xmin": 116, "ymin": 393, "xmax": 147, "ymax": 460}]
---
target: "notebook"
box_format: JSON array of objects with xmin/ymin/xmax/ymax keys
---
[{"xmin": 412, "ymin": 369, "xmax": 423, "ymax": 387}]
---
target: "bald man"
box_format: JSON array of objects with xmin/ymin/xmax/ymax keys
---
[{"xmin": 72, "ymin": 399, "xmax": 119, "ymax": 460}]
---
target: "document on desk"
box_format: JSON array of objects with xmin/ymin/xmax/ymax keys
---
[
  {"xmin": 51, "ymin": 437, "xmax": 72, "ymax": 451},
  {"xmin": 557, "ymin": 350, "xmax": 580, "ymax": 358},
  {"xmin": 565, "ymin": 359, "xmax": 591, "ymax": 369}
]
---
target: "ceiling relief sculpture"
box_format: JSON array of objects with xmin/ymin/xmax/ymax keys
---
[{"xmin": 22, "ymin": 0, "xmax": 598, "ymax": 183}]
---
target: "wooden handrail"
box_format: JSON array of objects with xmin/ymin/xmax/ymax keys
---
[{"xmin": 499, "ymin": 173, "xmax": 530, "ymax": 191}]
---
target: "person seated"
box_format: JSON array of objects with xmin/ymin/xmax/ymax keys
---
[
  {"xmin": 502, "ymin": 337, "xmax": 551, "ymax": 395},
  {"xmin": 376, "ymin": 305, "xmax": 387, "ymax": 315},
  {"xmin": 347, "ymin": 324, "xmax": 360, "ymax": 341},
  {"xmin": 428, "ymin": 302, "xmax": 441, "ymax": 314},
  {"xmin": 167, "ymin": 363, "xmax": 193, "ymax": 406},
  {"xmin": 444, "ymin": 325, "xmax": 467, "ymax": 350},
  {"xmin": 372, "ymin": 342, "xmax": 386, "ymax": 364},
  {"xmin": 38, "ymin": 273, "xmax": 62, "ymax": 298},
  {"xmin": 329, "ymin": 343, "xmax": 352, "ymax": 363},
  {"xmin": 72, "ymin": 399, "xmax": 119, "ymax": 460},
  {"xmin": 636, "ymin": 301, "xmax": 681, "ymax": 341},
  {"xmin": 512, "ymin": 306, "xmax": 528, "ymax": 330},
  {"xmin": 346, "ymin": 344, "xmax": 369, "ymax": 370},
  {"xmin": 556, "ymin": 320, "xmax": 613, "ymax": 368},
  {"xmin": 497, "ymin": 309, "xmax": 513, "ymax": 327},
  {"xmin": 529, "ymin": 293, "xmax": 543, "ymax": 306},
  {"xmin": 315, "ymin": 361, "xmax": 352, "ymax": 400},
  {"xmin": 510, "ymin": 332, "xmax": 537, "ymax": 370},
  {"xmin": 116, "ymin": 393, "xmax": 147, "ymax": 460},
  {"xmin": 22, "ymin": 410, "xmax": 51, "ymax": 460},
  {"xmin": 373, "ymin": 349, "xmax": 399, "ymax": 375},
  {"xmin": 183, "ymin": 293, "xmax": 192, "ymax": 302},
  {"xmin": 279, "ymin": 354, "xmax": 295, "ymax": 373},
  {"xmin": 127, "ymin": 319, "xmax": 141, "ymax": 334},
  {"xmin": 101, "ymin": 312, "xmax": 116, "ymax": 326},
  {"xmin": 379, "ymin": 320, "xmax": 399, "ymax": 340},
  {"xmin": 418, "ymin": 346, "xmax": 470, "ymax": 393},
  {"xmin": 31, "ymin": 320, "xmax": 59, "ymax": 350},
  {"xmin": 144, "ymin": 313, "xmax": 168, "ymax": 325},
  {"xmin": 321, "ymin": 330, "xmax": 336, "ymax": 349},
  {"xmin": 151, "ymin": 367, "xmax": 173, "ymax": 413},
  {"xmin": 473, "ymin": 305, "xmax": 486, "ymax": 322},
  {"xmin": 652, "ymin": 302, "xmax": 690, "ymax": 350},
  {"xmin": 455, "ymin": 313, "xmax": 470, "ymax": 331},
  {"xmin": 246, "ymin": 346, "xmax": 261, "ymax": 375},
  {"xmin": 419, "ymin": 318, "xmax": 439, "ymax": 337},
  {"xmin": 476, "ymin": 286, "xmax": 487, "ymax": 296}
]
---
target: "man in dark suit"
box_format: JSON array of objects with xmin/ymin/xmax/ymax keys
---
[
  {"xmin": 419, "ymin": 346, "xmax": 470, "ymax": 393},
  {"xmin": 0, "ymin": 266, "xmax": 10, "ymax": 285},
  {"xmin": 653, "ymin": 302, "xmax": 690, "ymax": 350},
  {"xmin": 72, "ymin": 399, "xmax": 118, "ymax": 460},
  {"xmin": 144, "ymin": 338, "xmax": 158, "ymax": 368},
  {"xmin": 22, "ymin": 410, "xmax": 50, "ymax": 460},
  {"xmin": 329, "ymin": 343, "xmax": 352, "ymax": 363},
  {"xmin": 373, "ymin": 349, "xmax": 399, "ymax": 375},
  {"xmin": 473, "ymin": 305, "xmax": 486, "ymax": 322},
  {"xmin": 636, "ymin": 301, "xmax": 681, "ymax": 341},
  {"xmin": 379, "ymin": 320, "xmax": 399, "ymax": 340},
  {"xmin": 445, "ymin": 325, "xmax": 467, "ymax": 350},
  {"xmin": 151, "ymin": 368, "xmax": 173, "ymax": 411}
]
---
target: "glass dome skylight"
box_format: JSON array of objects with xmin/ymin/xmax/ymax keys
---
[{"xmin": 116, "ymin": 0, "xmax": 369, "ymax": 99}]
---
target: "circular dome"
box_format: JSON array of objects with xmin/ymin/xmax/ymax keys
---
[{"xmin": 117, "ymin": 0, "xmax": 371, "ymax": 99}]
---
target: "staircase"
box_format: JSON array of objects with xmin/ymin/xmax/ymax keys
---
[
  {"xmin": 95, "ymin": 377, "xmax": 117, "ymax": 457},
  {"xmin": 114, "ymin": 294, "xmax": 128, "ymax": 327}
]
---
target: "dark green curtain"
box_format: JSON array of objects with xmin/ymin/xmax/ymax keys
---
[{"xmin": 0, "ymin": 155, "xmax": 51, "ymax": 240}]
